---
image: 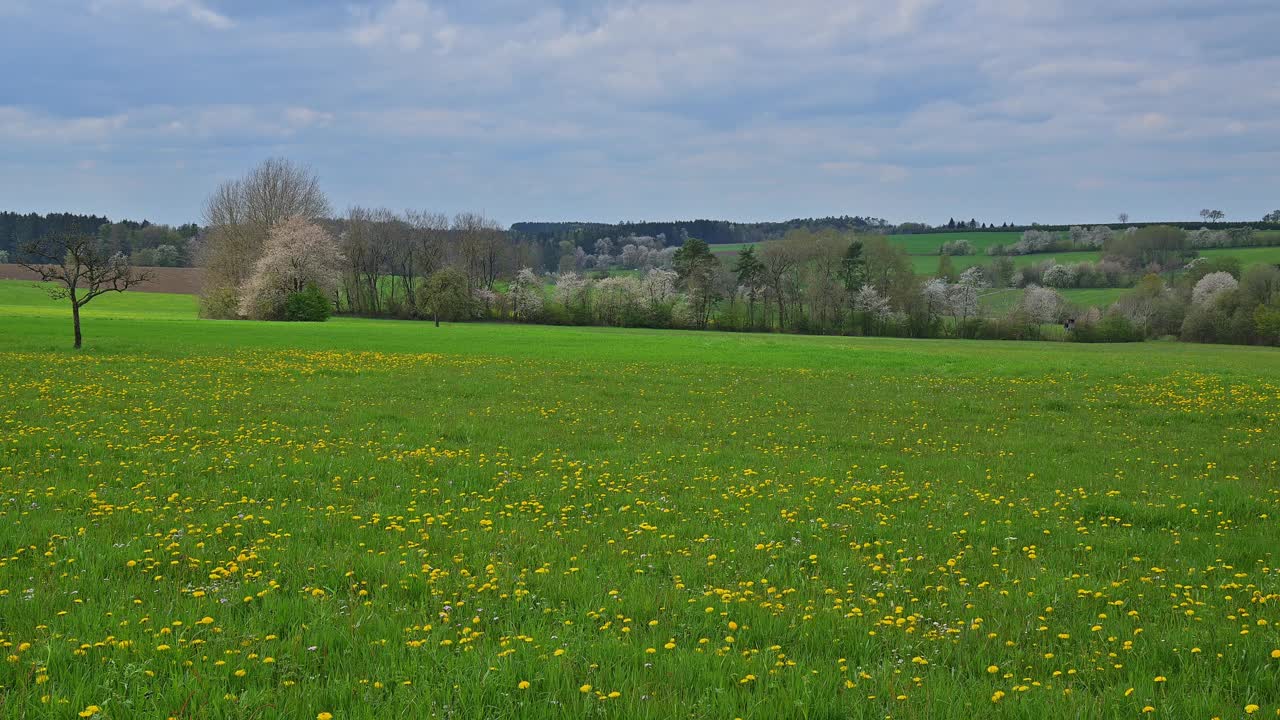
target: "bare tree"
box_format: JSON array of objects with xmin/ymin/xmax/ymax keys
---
[
  {"xmin": 341, "ymin": 207, "xmax": 396, "ymax": 315},
  {"xmin": 19, "ymin": 235, "xmax": 151, "ymax": 348},
  {"xmin": 803, "ymin": 231, "xmax": 848, "ymax": 332},
  {"xmin": 453, "ymin": 212, "xmax": 506, "ymax": 293},
  {"xmin": 199, "ymin": 158, "xmax": 330, "ymax": 317},
  {"xmin": 402, "ymin": 211, "xmax": 450, "ymax": 312},
  {"xmin": 1117, "ymin": 212, "xmax": 1129, "ymax": 224},
  {"xmin": 759, "ymin": 233, "xmax": 807, "ymax": 330}
]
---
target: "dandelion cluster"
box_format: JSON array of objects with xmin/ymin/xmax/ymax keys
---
[{"xmin": 0, "ymin": 341, "xmax": 1277, "ymax": 719}]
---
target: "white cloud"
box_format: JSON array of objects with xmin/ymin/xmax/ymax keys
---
[
  {"xmin": 349, "ymin": 0, "xmax": 455, "ymax": 53},
  {"xmin": 8, "ymin": 0, "xmax": 1280, "ymax": 222},
  {"xmin": 89, "ymin": 0, "xmax": 234, "ymax": 29},
  {"xmin": 0, "ymin": 107, "xmax": 129, "ymax": 143}
]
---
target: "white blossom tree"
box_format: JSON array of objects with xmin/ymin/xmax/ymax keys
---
[
  {"xmin": 958, "ymin": 265, "xmax": 989, "ymax": 289},
  {"xmin": 642, "ymin": 268, "xmax": 678, "ymax": 308},
  {"xmin": 509, "ymin": 267, "xmax": 544, "ymax": 321},
  {"xmin": 1191, "ymin": 271, "xmax": 1238, "ymax": 306},
  {"xmin": 854, "ymin": 284, "xmax": 892, "ymax": 320},
  {"xmin": 1022, "ymin": 284, "xmax": 1062, "ymax": 324},
  {"xmin": 554, "ymin": 271, "xmax": 592, "ymax": 317},
  {"xmin": 237, "ymin": 216, "xmax": 343, "ymax": 320},
  {"xmin": 947, "ymin": 283, "xmax": 980, "ymax": 323},
  {"xmin": 594, "ymin": 276, "xmax": 642, "ymax": 325},
  {"xmin": 1042, "ymin": 264, "xmax": 1077, "ymax": 289},
  {"xmin": 920, "ymin": 278, "xmax": 949, "ymax": 321}
]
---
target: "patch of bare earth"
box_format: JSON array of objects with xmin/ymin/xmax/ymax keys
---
[{"xmin": 0, "ymin": 264, "xmax": 203, "ymax": 294}]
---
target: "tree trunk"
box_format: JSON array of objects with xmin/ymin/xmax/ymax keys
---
[{"xmin": 72, "ymin": 301, "xmax": 83, "ymax": 349}]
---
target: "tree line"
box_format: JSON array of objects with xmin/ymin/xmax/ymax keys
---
[
  {"xmin": 187, "ymin": 160, "xmax": 1280, "ymax": 348},
  {"xmin": 1, "ymin": 211, "xmax": 199, "ymax": 266},
  {"xmin": 13, "ymin": 158, "xmax": 1280, "ymax": 349}
]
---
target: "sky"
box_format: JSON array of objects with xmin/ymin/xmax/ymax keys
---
[{"xmin": 2, "ymin": 0, "xmax": 1278, "ymax": 227}]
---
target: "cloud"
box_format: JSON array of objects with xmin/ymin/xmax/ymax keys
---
[
  {"xmin": 0, "ymin": 107, "xmax": 129, "ymax": 143},
  {"xmin": 5, "ymin": 0, "xmax": 1280, "ymax": 224},
  {"xmin": 349, "ymin": 0, "xmax": 455, "ymax": 53},
  {"xmin": 89, "ymin": 0, "xmax": 234, "ymax": 29},
  {"xmin": 0, "ymin": 105, "xmax": 336, "ymax": 146}
]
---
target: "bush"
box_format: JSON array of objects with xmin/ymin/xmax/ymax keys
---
[
  {"xmin": 1255, "ymin": 304, "xmax": 1280, "ymax": 345},
  {"xmin": 938, "ymin": 239, "xmax": 974, "ymax": 256},
  {"xmin": 1073, "ymin": 314, "xmax": 1142, "ymax": 343},
  {"xmin": 284, "ymin": 284, "xmax": 333, "ymax": 322},
  {"xmin": 198, "ymin": 286, "xmax": 240, "ymax": 319}
]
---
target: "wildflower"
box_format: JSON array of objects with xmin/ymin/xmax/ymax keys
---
[
  {"xmin": 79, "ymin": 707, "xmax": 102, "ymax": 718},
  {"xmin": 318, "ymin": 714, "xmax": 333, "ymax": 720},
  {"xmin": 517, "ymin": 680, "xmax": 530, "ymax": 690},
  {"xmin": 991, "ymin": 691, "xmax": 1005, "ymax": 703},
  {"xmin": 579, "ymin": 684, "xmax": 592, "ymax": 693}
]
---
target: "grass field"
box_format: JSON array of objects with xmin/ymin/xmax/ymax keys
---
[
  {"xmin": 979, "ymin": 288, "xmax": 1128, "ymax": 315},
  {"xmin": 711, "ymin": 236, "xmax": 1280, "ymax": 277},
  {"xmin": 919, "ymin": 246, "xmax": 1280, "ymax": 278},
  {"xmin": 2, "ymin": 281, "xmax": 1279, "ymax": 719}
]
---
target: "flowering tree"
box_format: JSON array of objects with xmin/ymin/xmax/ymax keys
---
[
  {"xmin": 958, "ymin": 266, "xmax": 989, "ymax": 289},
  {"xmin": 594, "ymin": 276, "xmax": 642, "ymax": 326},
  {"xmin": 1191, "ymin": 271, "xmax": 1238, "ymax": 306},
  {"xmin": 853, "ymin": 283, "xmax": 892, "ymax": 334},
  {"xmin": 238, "ymin": 217, "xmax": 343, "ymax": 319},
  {"xmin": 642, "ymin": 268, "xmax": 678, "ymax": 309},
  {"xmin": 947, "ymin": 283, "xmax": 980, "ymax": 323},
  {"xmin": 1042, "ymin": 264, "xmax": 1077, "ymax": 289},
  {"xmin": 920, "ymin": 278, "xmax": 949, "ymax": 321},
  {"xmin": 509, "ymin": 267, "xmax": 544, "ymax": 321},
  {"xmin": 1022, "ymin": 284, "xmax": 1062, "ymax": 324},
  {"xmin": 554, "ymin": 271, "xmax": 592, "ymax": 318}
]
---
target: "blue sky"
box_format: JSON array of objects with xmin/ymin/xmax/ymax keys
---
[{"xmin": 2, "ymin": 0, "xmax": 1278, "ymax": 227}]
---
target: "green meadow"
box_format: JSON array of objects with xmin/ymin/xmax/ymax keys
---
[{"xmin": 1, "ymin": 281, "xmax": 1278, "ymax": 719}]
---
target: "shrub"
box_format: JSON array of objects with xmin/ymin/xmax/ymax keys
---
[
  {"xmin": 198, "ymin": 286, "xmax": 240, "ymax": 319},
  {"xmin": 1073, "ymin": 314, "xmax": 1142, "ymax": 343},
  {"xmin": 283, "ymin": 283, "xmax": 333, "ymax": 322},
  {"xmin": 1042, "ymin": 264, "xmax": 1077, "ymax": 289},
  {"xmin": 939, "ymin": 239, "xmax": 974, "ymax": 256},
  {"xmin": 1255, "ymin": 304, "xmax": 1280, "ymax": 345}
]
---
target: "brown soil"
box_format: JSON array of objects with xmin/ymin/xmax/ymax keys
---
[{"xmin": 0, "ymin": 264, "xmax": 203, "ymax": 294}]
